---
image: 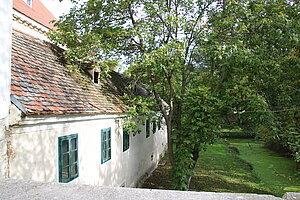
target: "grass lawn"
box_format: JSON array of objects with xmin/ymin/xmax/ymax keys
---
[
  {"xmin": 141, "ymin": 139, "xmax": 300, "ymax": 197},
  {"xmin": 190, "ymin": 139, "xmax": 272, "ymax": 195},
  {"xmin": 229, "ymin": 139, "xmax": 300, "ymax": 196}
]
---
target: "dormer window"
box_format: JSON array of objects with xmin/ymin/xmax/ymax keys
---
[
  {"xmin": 24, "ymin": 0, "xmax": 32, "ymax": 6},
  {"xmin": 93, "ymin": 71, "xmax": 99, "ymax": 84}
]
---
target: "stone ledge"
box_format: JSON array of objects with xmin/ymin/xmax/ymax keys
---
[
  {"xmin": 0, "ymin": 178, "xmax": 288, "ymax": 200},
  {"xmin": 283, "ymin": 192, "xmax": 300, "ymax": 200}
]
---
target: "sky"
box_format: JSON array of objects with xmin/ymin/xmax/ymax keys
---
[{"xmin": 40, "ymin": 0, "xmax": 73, "ymax": 19}]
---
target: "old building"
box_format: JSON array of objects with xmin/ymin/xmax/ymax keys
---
[{"xmin": 2, "ymin": 0, "xmax": 167, "ymax": 187}]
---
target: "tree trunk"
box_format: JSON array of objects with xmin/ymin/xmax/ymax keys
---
[
  {"xmin": 187, "ymin": 146, "xmax": 200, "ymax": 190},
  {"xmin": 187, "ymin": 175, "xmax": 192, "ymax": 190},
  {"xmin": 174, "ymin": 100, "xmax": 183, "ymax": 131},
  {"xmin": 166, "ymin": 116, "xmax": 174, "ymax": 166}
]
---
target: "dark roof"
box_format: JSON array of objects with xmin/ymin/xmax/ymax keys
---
[{"xmin": 11, "ymin": 30, "xmax": 133, "ymax": 115}]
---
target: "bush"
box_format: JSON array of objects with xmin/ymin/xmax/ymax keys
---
[{"xmin": 219, "ymin": 131, "xmax": 255, "ymax": 139}]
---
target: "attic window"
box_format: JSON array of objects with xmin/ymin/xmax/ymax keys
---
[
  {"xmin": 24, "ymin": 0, "xmax": 32, "ymax": 6},
  {"xmin": 93, "ymin": 71, "xmax": 99, "ymax": 84}
]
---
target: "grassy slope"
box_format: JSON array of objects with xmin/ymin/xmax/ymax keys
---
[
  {"xmin": 142, "ymin": 139, "xmax": 299, "ymax": 197},
  {"xmin": 190, "ymin": 140, "xmax": 272, "ymax": 195},
  {"xmin": 229, "ymin": 139, "xmax": 300, "ymax": 196}
]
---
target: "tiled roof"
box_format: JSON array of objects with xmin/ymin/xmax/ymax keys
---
[
  {"xmin": 11, "ymin": 30, "xmax": 131, "ymax": 115},
  {"xmin": 13, "ymin": 0, "xmax": 56, "ymax": 29}
]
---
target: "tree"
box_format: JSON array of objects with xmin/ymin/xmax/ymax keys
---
[
  {"xmin": 203, "ymin": 0, "xmax": 300, "ymax": 164},
  {"xmin": 52, "ymin": 0, "xmax": 300, "ymax": 189},
  {"xmin": 52, "ymin": 0, "xmax": 222, "ymax": 189}
]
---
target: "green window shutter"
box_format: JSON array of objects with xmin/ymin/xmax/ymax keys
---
[
  {"xmin": 123, "ymin": 129, "xmax": 130, "ymax": 152},
  {"xmin": 107, "ymin": 129, "xmax": 111, "ymax": 161},
  {"xmin": 101, "ymin": 128, "xmax": 111, "ymax": 164},
  {"xmin": 158, "ymin": 120, "xmax": 161, "ymax": 130},
  {"xmin": 101, "ymin": 129, "xmax": 104, "ymax": 164},
  {"xmin": 58, "ymin": 134, "xmax": 78, "ymax": 183},
  {"xmin": 146, "ymin": 118, "xmax": 150, "ymax": 138},
  {"xmin": 152, "ymin": 120, "xmax": 157, "ymax": 134}
]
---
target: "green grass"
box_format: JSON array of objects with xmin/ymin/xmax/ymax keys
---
[
  {"xmin": 142, "ymin": 139, "xmax": 300, "ymax": 197},
  {"xmin": 190, "ymin": 140, "xmax": 272, "ymax": 195},
  {"xmin": 229, "ymin": 139, "xmax": 300, "ymax": 196}
]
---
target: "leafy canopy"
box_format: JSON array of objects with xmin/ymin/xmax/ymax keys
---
[{"xmin": 52, "ymin": 0, "xmax": 300, "ymax": 189}]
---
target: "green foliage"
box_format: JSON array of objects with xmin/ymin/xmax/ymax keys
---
[
  {"xmin": 172, "ymin": 148, "xmax": 195, "ymax": 190},
  {"xmin": 172, "ymin": 86, "xmax": 221, "ymax": 190},
  {"xmin": 219, "ymin": 131, "xmax": 255, "ymax": 139},
  {"xmin": 126, "ymin": 42, "xmax": 186, "ymax": 102},
  {"xmin": 221, "ymin": 78, "xmax": 272, "ymax": 133},
  {"xmin": 52, "ymin": 0, "xmax": 300, "ymax": 190},
  {"xmin": 205, "ymin": 0, "xmax": 300, "ymax": 164},
  {"xmin": 286, "ymin": 128, "xmax": 300, "ymax": 163},
  {"xmin": 182, "ymin": 87, "xmax": 220, "ymax": 146},
  {"xmin": 121, "ymin": 94, "xmax": 157, "ymax": 134}
]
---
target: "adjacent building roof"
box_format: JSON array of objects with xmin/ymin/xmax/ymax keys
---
[
  {"xmin": 13, "ymin": 0, "xmax": 56, "ymax": 29},
  {"xmin": 11, "ymin": 30, "xmax": 133, "ymax": 115}
]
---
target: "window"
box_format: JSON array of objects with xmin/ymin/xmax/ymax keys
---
[
  {"xmin": 24, "ymin": 0, "xmax": 32, "ymax": 6},
  {"xmin": 58, "ymin": 134, "xmax": 78, "ymax": 183},
  {"xmin": 158, "ymin": 120, "xmax": 161, "ymax": 130},
  {"xmin": 146, "ymin": 118, "xmax": 150, "ymax": 138},
  {"xmin": 93, "ymin": 71, "xmax": 99, "ymax": 84},
  {"xmin": 101, "ymin": 128, "xmax": 111, "ymax": 163},
  {"xmin": 123, "ymin": 129, "xmax": 130, "ymax": 152},
  {"xmin": 152, "ymin": 120, "xmax": 157, "ymax": 134}
]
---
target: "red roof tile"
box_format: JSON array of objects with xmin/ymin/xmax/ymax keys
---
[
  {"xmin": 11, "ymin": 30, "xmax": 131, "ymax": 115},
  {"xmin": 13, "ymin": 0, "xmax": 56, "ymax": 29}
]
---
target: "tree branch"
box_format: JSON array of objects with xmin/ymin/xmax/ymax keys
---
[
  {"xmin": 236, "ymin": 108, "xmax": 300, "ymax": 114},
  {"xmin": 127, "ymin": 3, "xmax": 144, "ymax": 52},
  {"xmin": 208, "ymin": 59, "xmax": 215, "ymax": 87}
]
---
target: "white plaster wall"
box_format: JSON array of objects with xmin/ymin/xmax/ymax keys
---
[
  {"xmin": 9, "ymin": 114, "xmax": 167, "ymax": 187},
  {"xmin": 125, "ymin": 120, "xmax": 167, "ymax": 187},
  {"xmin": 0, "ymin": 0, "xmax": 12, "ymax": 178}
]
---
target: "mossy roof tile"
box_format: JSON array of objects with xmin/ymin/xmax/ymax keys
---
[{"xmin": 11, "ymin": 30, "xmax": 132, "ymax": 115}]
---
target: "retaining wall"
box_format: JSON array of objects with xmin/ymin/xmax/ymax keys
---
[{"xmin": 1, "ymin": 178, "xmax": 299, "ymax": 200}]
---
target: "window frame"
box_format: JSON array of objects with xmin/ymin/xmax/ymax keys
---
[
  {"xmin": 123, "ymin": 128, "xmax": 130, "ymax": 152},
  {"xmin": 101, "ymin": 127, "xmax": 111, "ymax": 164},
  {"xmin": 146, "ymin": 118, "xmax": 150, "ymax": 138},
  {"xmin": 158, "ymin": 120, "xmax": 161, "ymax": 130},
  {"xmin": 58, "ymin": 134, "xmax": 79, "ymax": 183},
  {"xmin": 152, "ymin": 120, "xmax": 157, "ymax": 134}
]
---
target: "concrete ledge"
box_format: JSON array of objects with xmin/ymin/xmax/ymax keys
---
[
  {"xmin": 0, "ymin": 178, "xmax": 286, "ymax": 200},
  {"xmin": 283, "ymin": 192, "xmax": 300, "ymax": 200}
]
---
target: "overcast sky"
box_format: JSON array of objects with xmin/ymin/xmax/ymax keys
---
[{"xmin": 40, "ymin": 0, "xmax": 73, "ymax": 19}]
